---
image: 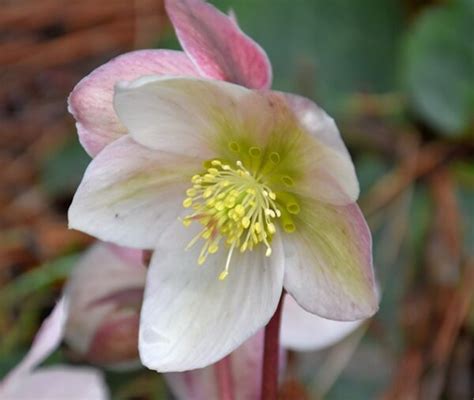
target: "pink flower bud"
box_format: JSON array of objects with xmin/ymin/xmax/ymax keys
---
[{"xmin": 64, "ymin": 243, "xmax": 146, "ymax": 367}]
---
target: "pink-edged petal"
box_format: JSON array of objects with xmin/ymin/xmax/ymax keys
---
[
  {"xmin": 139, "ymin": 219, "xmax": 285, "ymax": 372},
  {"xmin": 165, "ymin": 0, "xmax": 272, "ymax": 89},
  {"xmin": 64, "ymin": 243, "xmax": 145, "ymax": 360},
  {"xmin": 3, "ymin": 298, "xmax": 67, "ymax": 384},
  {"xmin": 283, "ymin": 201, "xmax": 378, "ymax": 321},
  {"xmin": 113, "ymin": 76, "xmax": 280, "ymax": 158},
  {"xmin": 2, "ymin": 366, "xmax": 108, "ymax": 400},
  {"xmin": 165, "ymin": 332, "xmax": 264, "ymax": 400},
  {"xmin": 280, "ymin": 294, "xmax": 363, "ymax": 351},
  {"xmin": 282, "ymin": 93, "xmax": 360, "ymax": 205},
  {"xmin": 68, "ymin": 49, "xmax": 200, "ymax": 156},
  {"xmin": 68, "ymin": 136, "xmax": 199, "ymax": 249}
]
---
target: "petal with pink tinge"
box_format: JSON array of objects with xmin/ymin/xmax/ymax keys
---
[
  {"xmin": 283, "ymin": 201, "xmax": 378, "ymax": 321},
  {"xmin": 166, "ymin": 0, "xmax": 272, "ymax": 89},
  {"xmin": 68, "ymin": 50, "xmax": 199, "ymax": 157}
]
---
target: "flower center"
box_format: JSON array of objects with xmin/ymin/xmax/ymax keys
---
[{"xmin": 182, "ymin": 159, "xmax": 281, "ymax": 280}]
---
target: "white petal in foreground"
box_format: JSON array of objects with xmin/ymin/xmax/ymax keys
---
[
  {"xmin": 69, "ymin": 136, "xmax": 198, "ymax": 249},
  {"xmin": 283, "ymin": 201, "xmax": 378, "ymax": 321},
  {"xmin": 139, "ymin": 219, "xmax": 285, "ymax": 371},
  {"xmin": 280, "ymin": 294, "xmax": 363, "ymax": 351}
]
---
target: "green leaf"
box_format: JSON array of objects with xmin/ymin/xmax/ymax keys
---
[{"xmin": 401, "ymin": 0, "xmax": 474, "ymax": 136}]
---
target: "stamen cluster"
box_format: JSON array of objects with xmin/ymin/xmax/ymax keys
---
[{"xmin": 182, "ymin": 159, "xmax": 281, "ymax": 279}]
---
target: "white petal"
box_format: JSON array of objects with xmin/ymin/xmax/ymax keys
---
[
  {"xmin": 69, "ymin": 136, "xmax": 198, "ymax": 249},
  {"xmin": 2, "ymin": 366, "xmax": 108, "ymax": 400},
  {"xmin": 139, "ymin": 219, "xmax": 285, "ymax": 371},
  {"xmin": 113, "ymin": 76, "xmax": 273, "ymax": 158},
  {"xmin": 64, "ymin": 243, "xmax": 146, "ymax": 356},
  {"xmin": 280, "ymin": 294, "xmax": 363, "ymax": 351},
  {"xmin": 164, "ymin": 332, "xmax": 264, "ymax": 400}
]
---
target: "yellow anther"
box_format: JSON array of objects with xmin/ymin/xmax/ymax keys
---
[
  {"xmin": 242, "ymin": 216, "xmax": 251, "ymax": 228},
  {"xmin": 235, "ymin": 204, "xmax": 245, "ymax": 216},
  {"xmin": 268, "ymin": 223, "xmax": 276, "ymax": 234},
  {"xmin": 182, "ymin": 218, "xmax": 192, "ymax": 227},
  {"xmin": 209, "ymin": 243, "xmax": 219, "ymax": 254},
  {"xmin": 183, "ymin": 198, "xmax": 193, "ymax": 208},
  {"xmin": 218, "ymin": 270, "xmax": 229, "ymax": 280}
]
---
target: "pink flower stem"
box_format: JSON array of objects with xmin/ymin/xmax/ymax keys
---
[
  {"xmin": 260, "ymin": 292, "xmax": 285, "ymax": 400},
  {"xmin": 214, "ymin": 354, "xmax": 235, "ymax": 400}
]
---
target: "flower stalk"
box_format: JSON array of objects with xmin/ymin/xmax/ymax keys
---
[
  {"xmin": 261, "ymin": 293, "xmax": 285, "ymax": 400},
  {"xmin": 214, "ymin": 355, "xmax": 235, "ymax": 400}
]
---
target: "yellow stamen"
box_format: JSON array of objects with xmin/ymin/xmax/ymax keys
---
[{"xmin": 182, "ymin": 159, "xmax": 281, "ymax": 279}]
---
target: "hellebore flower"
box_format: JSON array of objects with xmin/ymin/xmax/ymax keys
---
[
  {"xmin": 0, "ymin": 299, "xmax": 108, "ymax": 400},
  {"xmin": 68, "ymin": 0, "xmax": 377, "ymax": 372},
  {"xmin": 65, "ymin": 243, "xmax": 146, "ymax": 368}
]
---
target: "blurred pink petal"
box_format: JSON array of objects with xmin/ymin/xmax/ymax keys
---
[
  {"xmin": 165, "ymin": 0, "xmax": 272, "ymax": 89},
  {"xmin": 1, "ymin": 299, "xmax": 108, "ymax": 400},
  {"xmin": 2, "ymin": 367, "xmax": 108, "ymax": 400},
  {"xmin": 65, "ymin": 242, "xmax": 146, "ymax": 366},
  {"xmin": 68, "ymin": 50, "xmax": 199, "ymax": 157},
  {"xmin": 281, "ymin": 294, "xmax": 363, "ymax": 351},
  {"xmin": 5, "ymin": 298, "xmax": 67, "ymax": 382}
]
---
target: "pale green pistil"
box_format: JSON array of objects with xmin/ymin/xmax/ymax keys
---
[{"xmin": 182, "ymin": 159, "xmax": 281, "ymax": 280}]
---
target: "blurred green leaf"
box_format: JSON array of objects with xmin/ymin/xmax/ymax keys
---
[
  {"xmin": 40, "ymin": 136, "xmax": 90, "ymax": 197},
  {"xmin": 402, "ymin": 0, "xmax": 474, "ymax": 136},
  {"xmin": 355, "ymin": 153, "xmax": 392, "ymax": 194},
  {"xmin": 0, "ymin": 254, "xmax": 79, "ymax": 305}
]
